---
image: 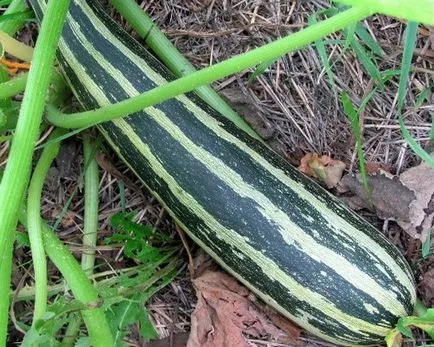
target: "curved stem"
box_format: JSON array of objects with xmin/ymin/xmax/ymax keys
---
[
  {"xmin": 17, "ymin": 212, "xmax": 114, "ymax": 347},
  {"xmin": 109, "ymin": 0, "xmax": 259, "ymax": 140},
  {"xmin": 27, "ymin": 128, "xmax": 64, "ymax": 324},
  {"xmin": 0, "ymin": 1, "xmax": 70, "ymax": 343},
  {"xmin": 46, "ymin": 5, "xmax": 372, "ymax": 129},
  {"xmin": 0, "ymin": 73, "xmax": 28, "ymax": 100}
]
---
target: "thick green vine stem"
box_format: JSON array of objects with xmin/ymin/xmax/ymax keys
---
[
  {"xmin": 0, "ymin": 0, "xmax": 70, "ymax": 344},
  {"xmin": 27, "ymin": 129, "xmax": 65, "ymax": 324},
  {"xmin": 61, "ymin": 136, "xmax": 100, "ymax": 346},
  {"xmin": 17, "ymin": 212, "xmax": 114, "ymax": 347},
  {"xmin": 109, "ymin": 0, "xmax": 260, "ymax": 140},
  {"xmin": 0, "ymin": 73, "xmax": 28, "ymax": 100},
  {"xmin": 46, "ymin": 5, "xmax": 372, "ymax": 129},
  {"xmin": 0, "ymin": 0, "xmax": 28, "ymax": 35}
]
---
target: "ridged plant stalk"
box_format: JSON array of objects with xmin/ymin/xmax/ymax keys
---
[
  {"xmin": 80, "ymin": 137, "xmax": 99, "ymax": 275},
  {"xmin": 109, "ymin": 0, "xmax": 259, "ymax": 140},
  {"xmin": 46, "ymin": 5, "xmax": 373, "ymax": 129},
  {"xmin": 62, "ymin": 136, "xmax": 100, "ymax": 346},
  {"xmin": 0, "ymin": 0, "xmax": 70, "ymax": 344}
]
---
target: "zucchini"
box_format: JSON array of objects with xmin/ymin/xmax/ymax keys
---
[{"xmin": 30, "ymin": 0, "xmax": 416, "ymax": 345}]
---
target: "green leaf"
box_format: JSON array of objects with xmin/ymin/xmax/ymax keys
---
[
  {"xmin": 415, "ymin": 85, "xmax": 432, "ymax": 108},
  {"xmin": 0, "ymin": 10, "xmax": 33, "ymax": 25},
  {"xmin": 107, "ymin": 294, "xmax": 158, "ymax": 346},
  {"xmin": 15, "ymin": 231, "xmax": 30, "ymax": 248},
  {"xmin": 422, "ymin": 229, "xmax": 432, "ymax": 258},
  {"xmin": 396, "ymin": 318, "xmax": 414, "ymax": 339},
  {"xmin": 75, "ymin": 337, "xmax": 91, "ymax": 347},
  {"xmin": 332, "ymin": 0, "xmax": 434, "ymax": 25},
  {"xmin": 355, "ymin": 23, "xmax": 384, "ymax": 57},
  {"xmin": 22, "ymin": 298, "xmax": 88, "ymax": 346},
  {"xmin": 350, "ymin": 38, "xmax": 383, "ymax": 86}
]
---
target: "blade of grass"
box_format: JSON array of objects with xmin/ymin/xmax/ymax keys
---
[
  {"xmin": 350, "ymin": 38, "xmax": 383, "ymax": 86},
  {"xmin": 341, "ymin": 92, "xmax": 372, "ymax": 208},
  {"xmin": 248, "ymin": 58, "xmax": 276, "ymax": 83},
  {"xmin": 308, "ymin": 14, "xmax": 336, "ymax": 93},
  {"xmin": 355, "ymin": 22, "xmax": 384, "ymax": 57},
  {"xmin": 397, "ymin": 21, "xmax": 434, "ymax": 168}
]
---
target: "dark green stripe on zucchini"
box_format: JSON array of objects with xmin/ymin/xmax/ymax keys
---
[{"xmin": 30, "ymin": 0, "xmax": 416, "ymax": 345}]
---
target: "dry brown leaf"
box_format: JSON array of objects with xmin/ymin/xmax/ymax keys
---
[
  {"xmin": 299, "ymin": 153, "xmax": 346, "ymax": 188},
  {"xmin": 187, "ymin": 270, "xmax": 297, "ymax": 347},
  {"xmin": 339, "ymin": 172, "xmax": 414, "ymax": 222},
  {"xmin": 366, "ymin": 161, "xmax": 392, "ymax": 174},
  {"xmin": 398, "ymin": 159, "xmax": 434, "ymax": 242},
  {"xmin": 420, "ymin": 268, "xmax": 434, "ymax": 307},
  {"xmin": 339, "ymin": 158, "xmax": 434, "ymax": 241}
]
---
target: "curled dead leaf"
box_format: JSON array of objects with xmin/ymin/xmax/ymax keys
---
[
  {"xmin": 299, "ymin": 153, "xmax": 346, "ymax": 189},
  {"xmin": 187, "ymin": 270, "xmax": 300, "ymax": 347},
  {"xmin": 338, "ymin": 156, "xmax": 434, "ymax": 241}
]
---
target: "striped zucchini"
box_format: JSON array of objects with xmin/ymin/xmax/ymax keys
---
[{"xmin": 31, "ymin": 1, "xmax": 416, "ymax": 345}]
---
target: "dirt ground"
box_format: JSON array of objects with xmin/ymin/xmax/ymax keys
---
[{"xmin": 5, "ymin": 0, "xmax": 434, "ymax": 346}]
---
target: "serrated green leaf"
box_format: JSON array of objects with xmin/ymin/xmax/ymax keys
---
[{"xmin": 107, "ymin": 294, "xmax": 158, "ymax": 346}]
